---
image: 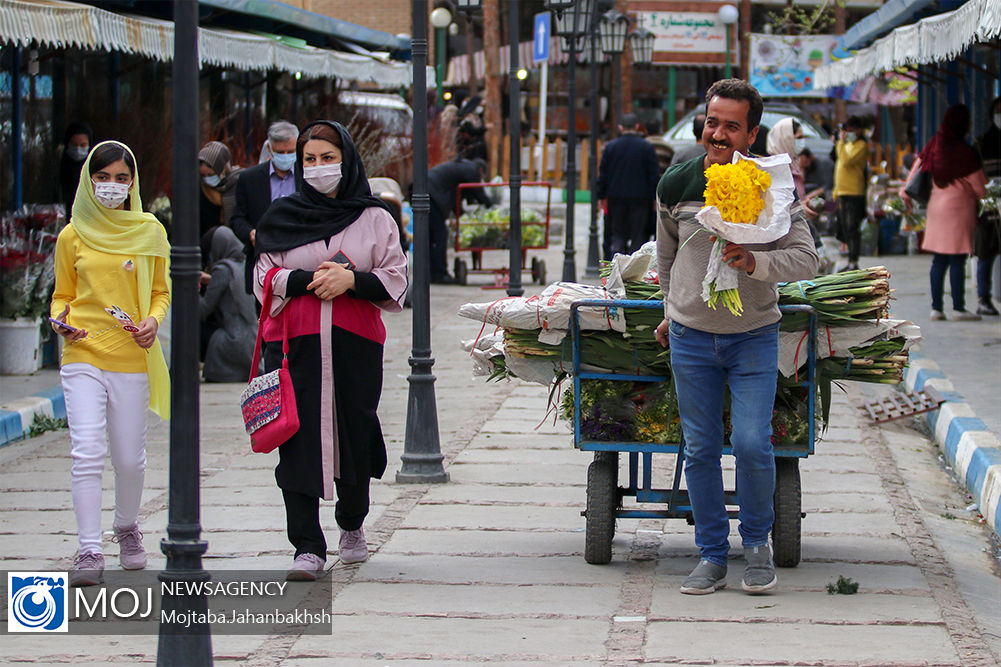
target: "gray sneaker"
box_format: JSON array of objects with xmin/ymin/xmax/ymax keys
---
[
  {"xmin": 680, "ymin": 559, "xmax": 727, "ymax": 595},
  {"xmin": 338, "ymin": 528, "xmax": 368, "ymax": 564},
  {"xmin": 742, "ymin": 544, "xmax": 777, "ymax": 593},
  {"xmin": 69, "ymin": 552, "xmax": 105, "ymax": 587},
  {"xmin": 112, "ymin": 523, "xmax": 147, "ymax": 570}
]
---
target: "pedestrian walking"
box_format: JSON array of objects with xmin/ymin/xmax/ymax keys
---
[
  {"xmin": 654, "ymin": 79, "xmax": 818, "ymax": 595},
  {"xmin": 973, "ymin": 97, "xmax": 1000, "ymax": 316},
  {"xmin": 198, "ymin": 140, "xmax": 241, "ymax": 238},
  {"xmin": 902, "ymin": 104, "xmax": 987, "ymax": 322},
  {"xmin": 428, "ymin": 155, "xmax": 492, "ymax": 283},
  {"xmin": 833, "ymin": 117, "xmax": 869, "ymax": 271},
  {"xmin": 645, "ymin": 117, "xmax": 675, "ymax": 175},
  {"xmin": 59, "ymin": 121, "xmax": 93, "ymax": 215},
  {"xmin": 254, "ymin": 121, "xmax": 408, "ymax": 581},
  {"xmin": 231, "ymin": 121, "xmax": 300, "ymax": 294},
  {"xmin": 49, "ymin": 140, "xmax": 171, "ymax": 587},
  {"xmin": 199, "ymin": 225, "xmax": 258, "ymax": 382},
  {"xmin": 596, "ymin": 112, "xmax": 661, "ymax": 256}
]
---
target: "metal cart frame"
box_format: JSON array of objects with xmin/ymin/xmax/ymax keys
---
[
  {"xmin": 452, "ymin": 180, "xmax": 552, "ymax": 287},
  {"xmin": 569, "ymin": 299, "xmax": 818, "ymax": 566}
]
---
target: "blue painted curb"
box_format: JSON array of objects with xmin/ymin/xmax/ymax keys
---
[
  {"xmin": 0, "ymin": 385, "xmax": 66, "ymax": 448},
  {"xmin": 904, "ymin": 352, "xmax": 1001, "ymax": 538}
]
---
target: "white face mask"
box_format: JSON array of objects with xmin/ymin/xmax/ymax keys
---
[
  {"xmin": 93, "ymin": 182, "xmax": 130, "ymax": 209},
  {"xmin": 303, "ymin": 163, "xmax": 342, "ymax": 194},
  {"xmin": 844, "ymin": 132, "xmax": 858, "ymax": 143},
  {"xmin": 202, "ymin": 174, "xmax": 222, "ymax": 188},
  {"xmin": 68, "ymin": 146, "xmax": 89, "ymax": 161},
  {"xmin": 793, "ymin": 137, "xmax": 806, "ymax": 155},
  {"xmin": 994, "ymin": 113, "xmax": 1001, "ymax": 129},
  {"xmin": 271, "ymin": 151, "xmax": 296, "ymax": 172}
]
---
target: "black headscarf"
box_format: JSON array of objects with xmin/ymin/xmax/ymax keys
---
[{"xmin": 256, "ymin": 120, "xmax": 391, "ymax": 253}]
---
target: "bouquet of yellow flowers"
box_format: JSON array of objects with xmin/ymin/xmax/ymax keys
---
[{"xmin": 695, "ymin": 153, "xmax": 796, "ymax": 316}]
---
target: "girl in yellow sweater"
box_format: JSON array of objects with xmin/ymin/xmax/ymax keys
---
[{"xmin": 50, "ymin": 141, "xmax": 171, "ymax": 587}]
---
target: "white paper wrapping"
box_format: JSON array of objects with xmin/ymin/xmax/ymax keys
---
[{"xmin": 777, "ymin": 318, "xmax": 923, "ymax": 377}]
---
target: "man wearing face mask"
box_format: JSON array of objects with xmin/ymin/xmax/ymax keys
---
[
  {"xmin": 833, "ymin": 117, "xmax": 869, "ymax": 271},
  {"xmin": 197, "ymin": 140, "xmax": 242, "ymax": 244},
  {"xmin": 231, "ymin": 121, "xmax": 300, "ymax": 293},
  {"xmin": 60, "ymin": 122, "xmax": 93, "ymax": 215}
]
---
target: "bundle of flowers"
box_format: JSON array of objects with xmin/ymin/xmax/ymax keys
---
[
  {"xmin": 696, "ymin": 153, "xmax": 796, "ymax": 316},
  {"xmin": 777, "ymin": 266, "xmax": 892, "ymax": 329},
  {"xmin": 457, "ymin": 206, "xmax": 546, "ymax": 249},
  {"xmin": 1, "ymin": 204, "xmax": 63, "ymax": 319},
  {"xmin": 882, "ymin": 196, "xmax": 926, "ymax": 233},
  {"xmin": 979, "ymin": 177, "xmax": 1001, "ymax": 220}
]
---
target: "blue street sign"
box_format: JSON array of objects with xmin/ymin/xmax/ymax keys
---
[{"xmin": 533, "ymin": 12, "xmax": 550, "ymax": 63}]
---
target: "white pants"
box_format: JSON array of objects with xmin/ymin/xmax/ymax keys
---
[{"xmin": 61, "ymin": 363, "xmax": 149, "ymax": 555}]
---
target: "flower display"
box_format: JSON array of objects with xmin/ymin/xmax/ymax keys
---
[
  {"xmin": 1, "ymin": 205, "xmax": 63, "ymax": 319},
  {"xmin": 457, "ymin": 207, "xmax": 546, "ymax": 249},
  {"xmin": 703, "ymin": 160, "xmax": 772, "ymax": 225}
]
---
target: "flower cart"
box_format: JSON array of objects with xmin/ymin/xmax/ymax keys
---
[
  {"xmin": 452, "ymin": 181, "xmax": 552, "ymax": 288},
  {"xmin": 569, "ymin": 299, "xmax": 819, "ymax": 567}
]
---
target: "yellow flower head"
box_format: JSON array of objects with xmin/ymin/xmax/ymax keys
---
[{"xmin": 703, "ymin": 160, "xmax": 772, "ymax": 224}]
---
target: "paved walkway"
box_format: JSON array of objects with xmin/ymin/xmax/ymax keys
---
[{"xmin": 1, "ymin": 213, "xmax": 999, "ymax": 664}]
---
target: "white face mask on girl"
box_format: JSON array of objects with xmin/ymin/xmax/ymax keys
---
[
  {"xmin": 93, "ymin": 182, "xmax": 131, "ymax": 209},
  {"xmin": 794, "ymin": 137, "xmax": 806, "ymax": 155},
  {"xmin": 303, "ymin": 163, "xmax": 342, "ymax": 194}
]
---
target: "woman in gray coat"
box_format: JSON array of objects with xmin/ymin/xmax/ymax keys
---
[{"xmin": 200, "ymin": 226, "xmax": 258, "ymax": 382}]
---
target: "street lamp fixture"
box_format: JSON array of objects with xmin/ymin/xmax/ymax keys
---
[
  {"xmin": 717, "ymin": 4, "xmax": 738, "ymax": 78},
  {"xmin": 454, "ymin": 0, "xmax": 482, "ymax": 14},
  {"xmin": 629, "ymin": 26, "xmax": 655, "ymax": 66},
  {"xmin": 599, "ymin": 10, "xmax": 629, "ymax": 129},
  {"xmin": 430, "ymin": 6, "xmax": 452, "ymax": 107}
]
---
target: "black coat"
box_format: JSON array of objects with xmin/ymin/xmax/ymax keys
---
[
  {"xmin": 231, "ymin": 162, "xmax": 278, "ymax": 293},
  {"xmin": 428, "ymin": 159, "xmax": 491, "ymax": 216},
  {"xmin": 595, "ymin": 133, "xmax": 661, "ymax": 202}
]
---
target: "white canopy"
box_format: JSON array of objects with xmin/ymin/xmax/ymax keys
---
[
  {"xmin": 0, "ymin": 0, "xmax": 415, "ymax": 88},
  {"xmin": 814, "ymin": 0, "xmax": 1001, "ymax": 88}
]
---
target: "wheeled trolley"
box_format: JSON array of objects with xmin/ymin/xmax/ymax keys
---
[
  {"xmin": 452, "ymin": 181, "xmax": 552, "ymax": 287},
  {"xmin": 569, "ymin": 300, "xmax": 818, "ymax": 567}
]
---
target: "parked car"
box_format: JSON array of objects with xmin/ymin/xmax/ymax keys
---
[{"xmin": 663, "ymin": 103, "xmax": 834, "ymax": 158}]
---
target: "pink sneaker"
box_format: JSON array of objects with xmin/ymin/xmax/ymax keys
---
[
  {"xmin": 112, "ymin": 523, "xmax": 147, "ymax": 570},
  {"xmin": 286, "ymin": 553, "xmax": 326, "ymax": 581},
  {"xmin": 69, "ymin": 552, "xmax": 105, "ymax": 587},
  {"xmin": 338, "ymin": 528, "xmax": 368, "ymax": 564}
]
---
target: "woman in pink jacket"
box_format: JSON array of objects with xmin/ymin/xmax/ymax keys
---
[{"xmin": 903, "ymin": 105, "xmax": 987, "ymax": 321}]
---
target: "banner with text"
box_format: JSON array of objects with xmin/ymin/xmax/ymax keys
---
[{"xmin": 749, "ymin": 33, "xmax": 840, "ymax": 97}]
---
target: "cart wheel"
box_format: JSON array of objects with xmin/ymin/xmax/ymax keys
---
[
  {"xmin": 584, "ymin": 452, "xmax": 618, "ymax": 565},
  {"xmin": 532, "ymin": 259, "xmax": 547, "ymax": 285},
  {"xmin": 454, "ymin": 258, "xmax": 468, "ymax": 285},
  {"xmin": 772, "ymin": 457, "xmax": 802, "ymax": 568}
]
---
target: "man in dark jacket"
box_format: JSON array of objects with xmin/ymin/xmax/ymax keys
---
[
  {"xmin": 231, "ymin": 121, "xmax": 299, "ymax": 293},
  {"xmin": 596, "ymin": 113, "xmax": 662, "ymax": 257},
  {"xmin": 428, "ymin": 156, "xmax": 491, "ymax": 283}
]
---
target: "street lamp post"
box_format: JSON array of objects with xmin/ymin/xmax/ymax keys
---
[
  {"xmin": 430, "ymin": 6, "xmax": 452, "ymax": 107},
  {"xmin": 599, "ymin": 10, "xmax": 629, "ymax": 131},
  {"xmin": 157, "ymin": 0, "xmax": 212, "ymax": 662},
  {"xmin": 399, "ymin": 0, "xmax": 449, "ymax": 484},
  {"xmin": 717, "ymin": 4, "xmax": 738, "ymax": 79},
  {"xmin": 549, "ymin": 0, "xmax": 595, "ymax": 283},
  {"xmin": 584, "ymin": 24, "xmax": 603, "ymax": 276},
  {"xmin": 506, "ymin": 0, "xmax": 524, "ymax": 297},
  {"xmin": 629, "ymin": 26, "xmax": 655, "ymax": 67}
]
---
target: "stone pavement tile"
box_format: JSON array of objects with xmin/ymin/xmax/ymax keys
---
[
  {"xmin": 466, "ymin": 431, "xmax": 571, "ymax": 450},
  {"xmin": 799, "ymin": 469, "xmax": 884, "ymax": 494},
  {"xmin": 801, "ymin": 455, "xmax": 878, "ymax": 473},
  {"xmin": 445, "ymin": 462, "xmax": 586, "ymax": 486},
  {"xmin": 801, "ymin": 491, "xmax": 893, "ymax": 514},
  {"xmin": 643, "ymin": 621, "xmax": 958, "ymax": 664},
  {"xmin": 0, "ymin": 469, "xmax": 167, "ymax": 492},
  {"xmin": 421, "ymin": 482, "xmax": 583, "ymax": 506},
  {"xmin": 0, "ymin": 490, "xmax": 76, "ymax": 510},
  {"xmin": 400, "ymin": 503, "xmax": 585, "ymax": 531},
  {"xmin": 798, "ymin": 510, "xmax": 901, "ymax": 535},
  {"xmin": 798, "ymin": 534, "xmax": 916, "ymax": 564},
  {"xmin": 333, "ymin": 581, "xmax": 621, "ymax": 616},
  {"xmin": 282, "ymin": 660, "xmax": 602, "ymax": 666},
  {"xmin": 0, "ymin": 636, "xmax": 155, "ymax": 662},
  {"xmin": 293, "ymin": 615, "xmax": 609, "ymax": 661},
  {"xmin": 355, "ymin": 553, "xmax": 628, "ymax": 585},
  {"xmin": 201, "ymin": 485, "xmax": 285, "ymax": 506},
  {"xmin": 0, "ymin": 508, "xmax": 79, "ymax": 534},
  {"xmin": 480, "ymin": 417, "xmax": 568, "ymax": 436},
  {"xmin": 0, "ymin": 533, "xmax": 78, "ymax": 560},
  {"xmin": 649, "ymin": 585, "xmax": 945, "ymax": 623},
  {"xmin": 379, "ymin": 528, "xmax": 587, "ymax": 556},
  {"xmin": 196, "ymin": 529, "xmax": 293, "ymax": 557},
  {"xmin": 201, "ymin": 466, "xmax": 279, "ymax": 488},
  {"xmin": 452, "ymin": 446, "xmax": 583, "ymax": 466}
]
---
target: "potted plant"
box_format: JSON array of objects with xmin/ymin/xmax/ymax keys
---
[{"xmin": 0, "ymin": 205, "xmax": 62, "ymax": 374}]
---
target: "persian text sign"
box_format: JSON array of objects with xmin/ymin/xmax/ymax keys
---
[
  {"xmin": 749, "ymin": 33, "xmax": 840, "ymax": 97},
  {"xmin": 643, "ymin": 12, "xmax": 728, "ymax": 55}
]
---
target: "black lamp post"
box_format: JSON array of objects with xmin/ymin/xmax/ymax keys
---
[
  {"xmin": 506, "ymin": 0, "xmax": 524, "ymax": 297},
  {"xmin": 584, "ymin": 23, "xmax": 604, "ymax": 276},
  {"xmin": 599, "ymin": 10, "xmax": 629, "ymax": 131},
  {"xmin": 549, "ymin": 0, "xmax": 595, "ymax": 283},
  {"xmin": 158, "ymin": 0, "xmax": 212, "ymax": 663},
  {"xmin": 398, "ymin": 0, "xmax": 451, "ymax": 484}
]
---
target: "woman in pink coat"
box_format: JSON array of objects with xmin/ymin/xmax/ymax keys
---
[{"xmin": 903, "ymin": 105, "xmax": 987, "ymax": 321}]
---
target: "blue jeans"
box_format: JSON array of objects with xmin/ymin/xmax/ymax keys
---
[
  {"xmin": 976, "ymin": 256, "xmax": 995, "ymax": 301},
  {"xmin": 929, "ymin": 253, "xmax": 967, "ymax": 312},
  {"xmin": 669, "ymin": 321, "xmax": 779, "ymax": 566}
]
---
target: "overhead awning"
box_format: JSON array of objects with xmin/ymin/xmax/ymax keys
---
[
  {"xmin": 0, "ymin": 0, "xmax": 415, "ymax": 88},
  {"xmin": 814, "ymin": 0, "xmax": 1001, "ymax": 88},
  {"xmin": 840, "ymin": 0, "xmax": 941, "ymax": 49}
]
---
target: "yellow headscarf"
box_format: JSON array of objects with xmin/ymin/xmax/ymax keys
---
[{"xmin": 71, "ymin": 140, "xmax": 172, "ymax": 420}]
